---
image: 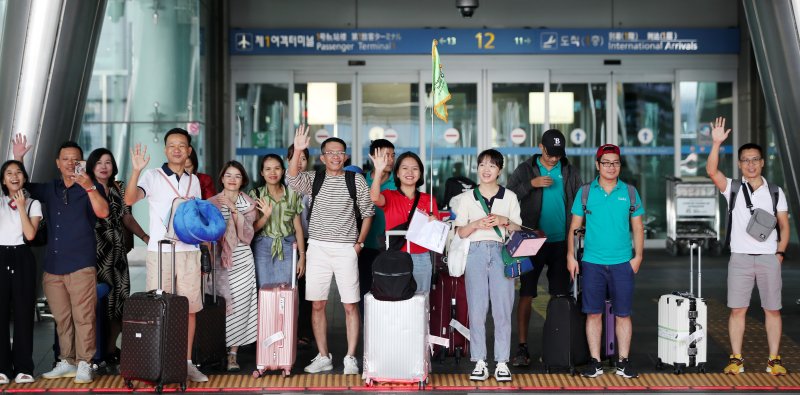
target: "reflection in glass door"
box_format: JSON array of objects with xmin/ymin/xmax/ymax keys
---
[
  {"xmin": 294, "ymin": 82, "xmax": 353, "ymax": 170},
  {"xmin": 678, "ymin": 81, "xmax": 733, "ymax": 177},
  {"xmin": 616, "ymin": 82, "xmax": 673, "ymax": 238},
  {"xmin": 490, "ymin": 83, "xmax": 544, "ymax": 184},
  {"xmin": 426, "ymin": 83, "xmax": 478, "ymax": 209},
  {"xmin": 234, "ymin": 83, "xmax": 290, "ymax": 184},
  {"xmin": 359, "ymin": 83, "xmax": 420, "ymax": 169},
  {"xmin": 550, "ymin": 83, "xmax": 607, "ymax": 183}
]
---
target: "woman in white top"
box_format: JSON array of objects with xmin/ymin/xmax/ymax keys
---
[
  {"xmin": 453, "ymin": 149, "xmax": 521, "ymax": 383},
  {"xmin": 0, "ymin": 160, "xmax": 42, "ymax": 384}
]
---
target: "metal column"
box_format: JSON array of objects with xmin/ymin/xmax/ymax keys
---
[
  {"xmin": 743, "ymin": 0, "xmax": 800, "ymax": 237},
  {"xmin": 0, "ymin": 0, "xmax": 106, "ymax": 180}
]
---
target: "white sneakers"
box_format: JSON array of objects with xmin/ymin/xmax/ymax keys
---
[
  {"xmin": 74, "ymin": 361, "xmax": 94, "ymax": 384},
  {"xmin": 343, "ymin": 355, "xmax": 359, "ymax": 375},
  {"xmin": 42, "ymin": 360, "xmax": 77, "ymax": 379},
  {"xmin": 469, "ymin": 360, "xmax": 489, "ymax": 381},
  {"xmin": 470, "ymin": 360, "xmax": 512, "ymax": 382},
  {"xmin": 187, "ymin": 362, "xmax": 209, "ymax": 383},
  {"xmin": 304, "ymin": 353, "xmax": 334, "ymax": 373}
]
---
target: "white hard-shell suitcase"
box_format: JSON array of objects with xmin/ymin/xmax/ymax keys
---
[
  {"xmin": 362, "ymin": 230, "xmax": 448, "ymax": 389},
  {"xmin": 657, "ymin": 242, "xmax": 708, "ymax": 374}
]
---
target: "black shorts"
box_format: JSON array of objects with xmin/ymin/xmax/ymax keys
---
[{"xmin": 519, "ymin": 240, "xmax": 570, "ymax": 298}]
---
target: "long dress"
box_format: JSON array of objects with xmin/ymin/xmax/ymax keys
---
[
  {"xmin": 95, "ymin": 183, "xmax": 130, "ymax": 321},
  {"xmin": 219, "ymin": 195, "xmax": 258, "ymax": 347}
]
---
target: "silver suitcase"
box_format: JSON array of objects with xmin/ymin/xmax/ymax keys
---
[{"xmin": 657, "ymin": 242, "xmax": 708, "ymax": 374}]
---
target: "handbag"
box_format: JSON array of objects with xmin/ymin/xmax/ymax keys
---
[
  {"xmin": 472, "ymin": 189, "xmax": 535, "ymax": 278},
  {"xmin": 447, "ymin": 232, "xmax": 470, "ymax": 277},
  {"xmin": 24, "ymin": 199, "xmax": 47, "ymax": 247},
  {"xmin": 741, "ymin": 182, "xmax": 778, "ymax": 242}
]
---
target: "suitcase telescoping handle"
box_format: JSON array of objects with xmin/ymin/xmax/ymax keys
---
[
  {"xmin": 385, "ymin": 229, "xmax": 411, "ymax": 251},
  {"xmin": 689, "ymin": 242, "xmax": 702, "ymax": 298},
  {"xmin": 200, "ymin": 242, "xmax": 218, "ymax": 304},
  {"xmin": 572, "ymin": 228, "xmax": 585, "ymax": 300},
  {"xmin": 291, "ymin": 242, "xmax": 297, "ymax": 289},
  {"xmin": 157, "ymin": 239, "xmax": 177, "ymax": 295}
]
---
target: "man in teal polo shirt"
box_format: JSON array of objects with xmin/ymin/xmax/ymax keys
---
[
  {"xmin": 567, "ymin": 144, "xmax": 644, "ymax": 379},
  {"xmin": 359, "ymin": 139, "xmax": 396, "ymax": 305},
  {"xmin": 507, "ymin": 129, "xmax": 581, "ymax": 366}
]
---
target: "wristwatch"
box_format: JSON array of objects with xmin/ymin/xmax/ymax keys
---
[
  {"xmin": 85, "ymin": 185, "xmax": 97, "ymax": 193},
  {"xmin": 776, "ymin": 251, "xmax": 785, "ymax": 257},
  {"xmin": 356, "ymin": 242, "xmax": 365, "ymax": 248}
]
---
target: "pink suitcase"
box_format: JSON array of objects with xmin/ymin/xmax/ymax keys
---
[{"xmin": 253, "ymin": 244, "xmax": 298, "ymax": 378}]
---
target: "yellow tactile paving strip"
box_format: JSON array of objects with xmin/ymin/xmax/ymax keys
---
[{"xmin": 3, "ymin": 373, "xmax": 800, "ymax": 392}]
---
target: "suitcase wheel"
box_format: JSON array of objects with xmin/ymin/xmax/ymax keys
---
[
  {"xmin": 125, "ymin": 380, "xmax": 134, "ymax": 389},
  {"xmin": 180, "ymin": 383, "xmax": 187, "ymax": 392},
  {"xmin": 418, "ymin": 381, "xmax": 425, "ymax": 390},
  {"xmin": 569, "ymin": 367, "xmax": 577, "ymax": 376},
  {"xmin": 655, "ymin": 358, "xmax": 664, "ymax": 370},
  {"xmin": 155, "ymin": 384, "xmax": 163, "ymax": 394},
  {"xmin": 282, "ymin": 369, "xmax": 291, "ymax": 377},
  {"xmin": 698, "ymin": 363, "xmax": 707, "ymax": 374},
  {"xmin": 673, "ymin": 366, "xmax": 683, "ymax": 375},
  {"xmin": 544, "ymin": 365, "xmax": 550, "ymax": 374}
]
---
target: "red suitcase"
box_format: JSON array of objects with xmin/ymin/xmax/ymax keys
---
[
  {"xmin": 253, "ymin": 244, "xmax": 298, "ymax": 378},
  {"xmin": 429, "ymin": 252, "xmax": 469, "ymax": 364}
]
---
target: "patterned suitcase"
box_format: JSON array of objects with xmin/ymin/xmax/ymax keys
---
[
  {"xmin": 253, "ymin": 244, "xmax": 298, "ymax": 377},
  {"xmin": 363, "ymin": 292, "xmax": 435, "ymax": 389},
  {"xmin": 192, "ymin": 243, "xmax": 227, "ymax": 370},
  {"xmin": 120, "ymin": 240, "xmax": 189, "ymax": 393}
]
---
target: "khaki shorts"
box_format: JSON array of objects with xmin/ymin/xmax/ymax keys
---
[
  {"xmin": 305, "ymin": 240, "xmax": 360, "ymax": 304},
  {"xmin": 146, "ymin": 251, "xmax": 203, "ymax": 313},
  {"xmin": 727, "ymin": 253, "xmax": 782, "ymax": 311}
]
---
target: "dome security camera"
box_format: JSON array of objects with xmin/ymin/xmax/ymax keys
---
[{"xmin": 456, "ymin": 0, "xmax": 478, "ymax": 18}]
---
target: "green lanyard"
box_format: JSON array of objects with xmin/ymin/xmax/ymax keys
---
[{"xmin": 472, "ymin": 188, "xmax": 504, "ymax": 239}]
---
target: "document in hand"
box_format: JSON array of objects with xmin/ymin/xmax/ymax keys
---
[
  {"xmin": 406, "ymin": 209, "xmax": 450, "ymax": 254},
  {"xmin": 506, "ymin": 230, "xmax": 547, "ymax": 257}
]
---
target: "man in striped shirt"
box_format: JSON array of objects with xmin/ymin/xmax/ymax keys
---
[{"xmin": 287, "ymin": 125, "xmax": 375, "ymax": 375}]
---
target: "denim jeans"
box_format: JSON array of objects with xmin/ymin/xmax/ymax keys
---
[
  {"xmin": 464, "ymin": 240, "xmax": 515, "ymax": 363},
  {"xmin": 253, "ymin": 235, "xmax": 296, "ymax": 288},
  {"xmin": 410, "ymin": 252, "xmax": 432, "ymax": 293}
]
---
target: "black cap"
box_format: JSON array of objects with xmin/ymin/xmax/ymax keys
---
[{"xmin": 541, "ymin": 129, "xmax": 566, "ymax": 157}]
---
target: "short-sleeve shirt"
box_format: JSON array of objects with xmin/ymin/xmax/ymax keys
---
[
  {"xmin": 381, "ymin": 190, "xmax": 439, "ymax": 254},
  {"xmin": 570, "ymin": 178, "xmax": 644, "ymax": 265},
  {"xmin": 536, "ymin": 158, "xmax": 566, "ymax": 242},
  {"xmin": 248, "ymin": 185, "xmax": 304, "ymax": 239},
  {"xmin": 453, "ymin": 186, "xmax": 522, "ymax": 243},
  {"xmin": 27, "ymin": 179, "xmax": 106, "ymax": 274},
  {"xmin": 365, "ymin": 172, "xmax": 396, "ymax": 249},
  {"xmin": 0, "ymin": 196, "xmax": 42, "ymax": 246},
  {"xmin": 723, "ymin": 177, "xmax": 788, "ymax": 254},
  {"xmin": 137, "ymin": 164, "xmax": 202, "ymax": 252}
]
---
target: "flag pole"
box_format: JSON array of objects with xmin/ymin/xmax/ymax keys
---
[{"xmin": 430, "ymin": 40, "xmax": 436, "ymax": 214}]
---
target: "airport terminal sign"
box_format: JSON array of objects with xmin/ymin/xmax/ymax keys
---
[{"xmin": 230, "ymin": 28, "xmax": 739, "ymax": 55}]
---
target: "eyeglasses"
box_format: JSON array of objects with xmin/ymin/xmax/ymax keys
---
[
  {"xmin": 323, "ymin": 151, "xmax": 346, "ymax": 157},
  {"xmin": 599, "ymin": 161, "xmax": 621, "ymax": 168},
  {"xmin": 223, "ymin": 173, "xmax": 243, "ymax": 179},
  {"xmin": 739, "ymin": 157, "xmax": 762, "ymax": 165}
]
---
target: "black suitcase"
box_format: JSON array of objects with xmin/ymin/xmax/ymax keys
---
[
  {"xmin": 542, "ymin": 228, "xmax": 589, "ymax": 374},
  {"xmin": 120, "ymin": 240, "xmax": 188, "ymax": 393},
  {"xmin": 192, "ymin": 243, "xmax": 227, "ymax": 370}
]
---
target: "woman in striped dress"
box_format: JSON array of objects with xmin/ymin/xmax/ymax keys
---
[{"xmin": 208, "ymin": 161, "xmax": 258, "ymax": 371}]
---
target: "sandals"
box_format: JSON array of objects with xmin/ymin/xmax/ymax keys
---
[
  {"xmin": 14, "ymin": 373, "xmax": 35, "ymax": 384},
  {"xmin": 227, "ymin": 352, "xmax": 240, "ymax": 372}
]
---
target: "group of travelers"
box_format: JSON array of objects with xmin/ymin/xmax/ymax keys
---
[{"xmin": 0, "ymin": 114, "xmax": 790, "ymax": 386}]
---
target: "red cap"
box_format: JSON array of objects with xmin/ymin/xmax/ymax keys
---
[{"xmin": 596, "ymin": 144, "xmax": 620, "ymax": 160}]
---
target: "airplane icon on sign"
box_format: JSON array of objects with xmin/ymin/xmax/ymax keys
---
[
  {"xmin": 236, "ymin": 33, "xmax": 253, "ymax": 51},
  {"xmin": 541, "ymin": 32, "xmax": 557, "ymax": 49}
]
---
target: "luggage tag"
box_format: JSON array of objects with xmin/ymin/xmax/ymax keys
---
[
  {"xmin": 427, "ymin": 335, "xmax": 450, "ymax": 355},
  {"xmin": 449, "ymin": 319, "xmax": 470, "ymax": 341}
]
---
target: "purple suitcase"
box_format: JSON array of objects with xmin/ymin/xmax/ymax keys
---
[{"xmin": 602, "ymin": 300, "xmax": 616, "ymax": 365}]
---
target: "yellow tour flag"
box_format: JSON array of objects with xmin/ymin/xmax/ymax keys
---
[{"xmin": 432, "ymin": 40, "xmax": 452, "ymax": 123}]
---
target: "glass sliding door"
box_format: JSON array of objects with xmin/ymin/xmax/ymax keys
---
[
  {"xmin": 426, "ymin": 82, "xmax": 478, "ymax": 209},
  {"xmin": 233, "ymin": 83, "xmax": 290, "ymax": 185},
  {"xmin": 359, "ymin": 82, "xmax": 420, "ymax": 170},
  {"xmin": 615, "ymin": 82, "xmax": 674, "ymax": 239},
  {"xmin": 550, "ymin": 82, "xmax": 608, "ymax": 183},
  {"xmin": 678, "ymin": 81, "xmax": 733, "ymax": 177},
  {"xmin": 294, "ymin": 82, "xmax": 354, "ymax": 170},
  {"xmin": 490, "ymin": 83, "xmax": 544, "ymax": 184}
]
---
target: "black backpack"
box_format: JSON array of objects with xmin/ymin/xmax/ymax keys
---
[
  {"xmin": 442, "ymin": 176, "xmax": 477, "ymax": 210},
  {"xmin": 370, "ymin": 192, "xmax": 421, "ymax": 301}
]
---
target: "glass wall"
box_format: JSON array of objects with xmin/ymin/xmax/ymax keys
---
[
  {"xmin": 491, "ymin": 83, "xmax": 544, "ymax": 183},
  {"xmin": 0, "ymin": 0, "xmax": 7, "ymax": 47},
  {"xmin": 551, "ymin": 83, "xmax": 607, "ymax": 183},
  {"xmin": 79, "ymin": 0, "xmax": 207, "ymax": 244},
  {"xmin": 234, "ymin": 83, "xmax": 290, "ymax": 180},
  {"xmin": 679, "ymin": 82, "xmax": 733, "ymax": 178},
  {"xmin": 616, "ymin": 82, "xmax": 674, "ymax": 239},
  {"xmin": 294, "ymin": 82, "xmax": 353, "ymax": 170}
]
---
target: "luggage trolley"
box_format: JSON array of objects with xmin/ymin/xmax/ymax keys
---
[{"xmin": 665, "ymin": 177, "xmax": 721, "ymax": 256}]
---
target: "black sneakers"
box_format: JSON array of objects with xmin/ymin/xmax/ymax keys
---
[
  {"xmin": 511, "ymin": 344, "xmax": 531, "ymax": 367},
  {"xmin": 615, "ymin": 358, "xmax": 639, "ymax": 379},
  {"xmin": 581, "ymin": 358, "xmax": 603, "ymax": 378}
]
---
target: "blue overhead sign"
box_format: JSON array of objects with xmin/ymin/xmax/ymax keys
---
[{"xmin": 230, "ymin": 28, "xmax": 739, "ymax": 55}]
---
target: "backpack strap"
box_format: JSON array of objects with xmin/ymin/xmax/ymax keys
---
[
  {"xmin": 724, "ymin": 179, "xmax": 743, "ymax": 250},
  {"xmin": 627, "ymin": 184, "xmax": 641, "ymax": 216},
  {"xmin": 580, "ymin": 183, "xmax": 591, "ymax": 215},
  {"xmin": 768, "ymin": 181, "xmax": 781, "ymax": 242},
  {"xmin": 156, "ymin": 169, "xmax": 193, "ymax": 199},
  {"xmin": 345, "ymin": 171, "xmax": 362, "ymax": 232},
  {"xmin": 306, "ymin": 169, "xmax": 326, "ymax": 222}
]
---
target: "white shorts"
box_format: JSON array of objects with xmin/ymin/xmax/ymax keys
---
[{"xmin": 305, "ymin": 240, "xmax": 360, "ymax": 304}]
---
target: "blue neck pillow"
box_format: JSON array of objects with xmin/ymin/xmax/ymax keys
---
[{"xmin": 173, "ymin": 199, "xmax": 226, "ymax": 245}]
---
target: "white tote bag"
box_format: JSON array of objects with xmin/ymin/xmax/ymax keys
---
[{"xmin": 447, "ymin": 232, "xmax": 470, "ymax": 277}]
